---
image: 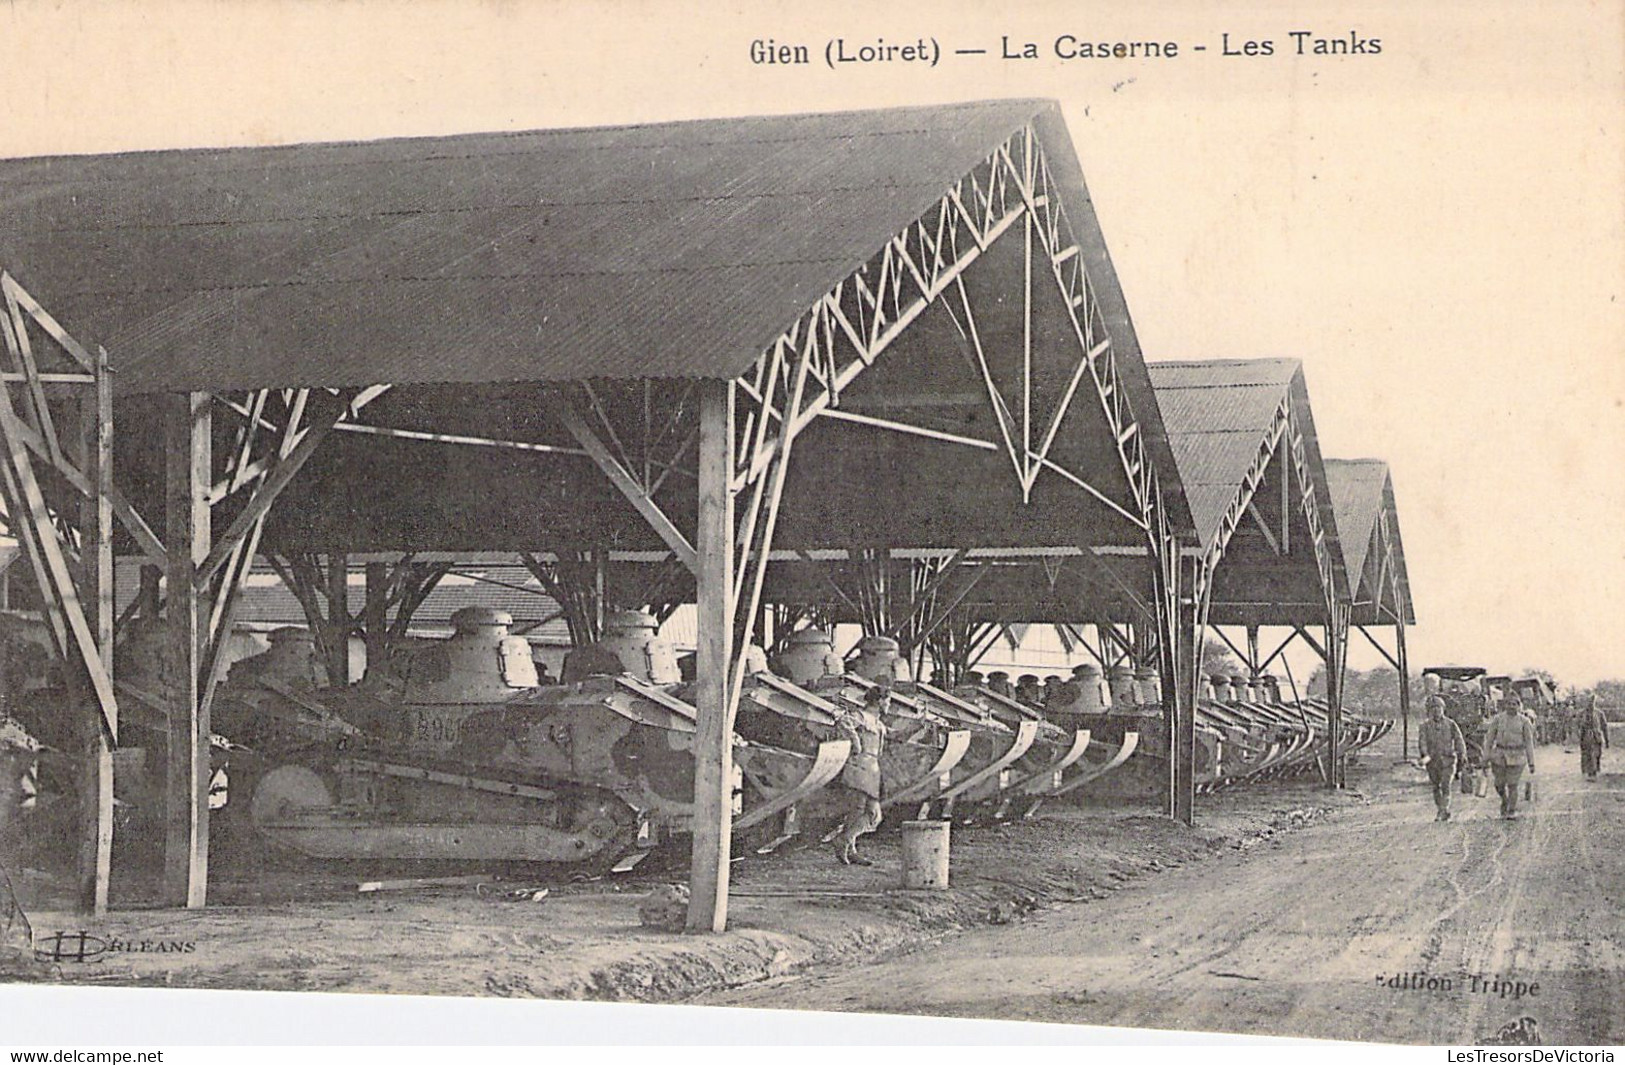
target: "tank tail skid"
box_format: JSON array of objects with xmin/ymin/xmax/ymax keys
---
[
  {"xmin": 733, "ymin": 739, "xmax": 851, "ymax": 832},
  {"xmin": 880, "ymin": 729, "xmax": 973, "ymax": 812},
  {"xmin": 1050, "ymin": 731, "xmax": 1141, "ymax": 797},
  {"xmin": 933, "ymin": 720, "xmax": 1043, "ymax": 824}
]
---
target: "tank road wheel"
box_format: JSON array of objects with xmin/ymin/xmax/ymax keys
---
[{"xmin": 249, "ymin": 765, "xmax": 334, "ymax": 829}]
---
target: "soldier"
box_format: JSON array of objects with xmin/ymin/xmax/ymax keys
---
[
  {"xmin": 1483, "ymin": 695, "xmax": 1537, "ymax": 820},
  {"xmin": 1015, "ymin": 674, "xmax": 1044, "ymax": 708},
  {"xmin": 833, "ymin": 685, "xmax": 888, "ymax": 866},
  {"xmin": 1418, "ymin": 695, "xmax": 1468, "ymax": 821},
  {"xmin": 1578, "ymin": 695, "xmax": 1610, "ymax": 781}
]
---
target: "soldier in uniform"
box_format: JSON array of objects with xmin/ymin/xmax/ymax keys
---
[
  {"xmin": 1418, "ymin": 695, "xmax": 1468, "ymax": 821},
  {"xmin": 1578, "ymin": 695, "xmax": 1610, "ymax": 781},
  {"xmin": 833, "ymin": 684, "xmax": 888, "ymax": 866},
  {"xmin": 1484, "ymin": 694, "xmax": 1537, "ymax": 820}
]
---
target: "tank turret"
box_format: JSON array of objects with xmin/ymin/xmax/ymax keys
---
[
  {"xmin": 1065, "ymin": 664, "xmax": 1111, "ymax": 714},
  {"xmin": 1106, "ymin": 663, "xmax": 1136, "ymax": 707},
  {"xmin": 772, "ymin": 628, "xmax": 844, "ymax": 687},
  {"xmin": 849, "ymin": 635, "xmax": 911, "ymax": 686},
  {"xmin": 1134, "ymin": 667, "xmax": 1161, "ymax": 706},
  {"xmin": 567, "ymin": 609, "xmax": 681, "ymax": 685},
  {"xmin": 405, "ymin": 608, "xmax": 538, "ymax": 705},
  {"xmin": 228, "ymin": 627, "xmax": 326, "ymax": 691}
]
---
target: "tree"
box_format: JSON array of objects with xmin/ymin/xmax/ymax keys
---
[{"xmin": 1196, "ymin": 637, "xmax": 1244, "ymax": 680}]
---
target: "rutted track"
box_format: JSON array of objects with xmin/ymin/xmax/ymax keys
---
[{"xmin": 704, "ymin": 748, "xmax": 1625, "ymax": 1045}]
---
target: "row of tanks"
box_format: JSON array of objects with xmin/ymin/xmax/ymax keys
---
[
  {"xmin": 1191, "ymin": 673, "xmax": 1392, "ymax": 792},
  {"xmin": 2, "ymin": 605, "xmax": 1386, "ymax": 880},
  {"xmin": 209, "ymin": 610, "xmax": 1146, "ymax": 873}
]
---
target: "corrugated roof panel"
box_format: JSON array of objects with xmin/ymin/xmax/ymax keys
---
[
  {"xmin": 1152, "ymin": 382, "xmax": 1286, "ymax": 435},
  {"xmin": 0, "ymin": 100, "xmax": 1054, "ymax": 395},
  {"xmin": 1323, "ymin": 459, "xmax": 1389, "ymax": 582},
  {"xmin": 1151, "ymin": 359, "xmax": 1297, "ymax": 549},
  {"xmin": 1148, "ymin": 358, "xmax": 1300, "ymax": 390}
]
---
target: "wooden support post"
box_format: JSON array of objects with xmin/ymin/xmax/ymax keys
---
[
  {"xmin": 1396, "ymin": 618, "xmax": 1412, "ymax": 761},
  {"xmin": 364, "ymin": 562, "xmax": 388, "ymax": 683},
  {"xmin": 1150, "ymin": 534, "xmax": 1194, "ymax": 825},
  {"xmin": 327, "ymin": 552, "xmax": 350, "ymax": 687},
  {"xmin": 75, "ymin": 349, "xmax": 114, "ymax": 915},
  {"xmin": 162, "ymin": 392, "xmax": 210, "ymax": 909},
  {"xmin": 137, "ymin": 565, "xmax": 162, "ymax": 618},
  {"xmin": 1323, "ymin": 604, "xmax": 1350, "ymax": 789},
  {"xmin": 1173, "ymin": 578, "xmax": 1199, "ymax": 824},
  {"xmin": 1324, "ymin": 621, "xmax": 1340, "ymax": 788},
  {"xmin": 687, "ymin": 380, "xmax": 735, "ymax": 933},
  {"xmin": 1246, "ymin": 625, "xmax": 1261, "ymax": 677}
]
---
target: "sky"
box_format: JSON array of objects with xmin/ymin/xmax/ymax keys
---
[{"xmin": 0, "ymin": 0, "xmax": 1621, "ymax": 685}]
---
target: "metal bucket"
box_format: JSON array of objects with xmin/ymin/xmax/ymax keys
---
[{"xmin": 900, "ymin": 819, "xmax": 950, "ymax": 889}]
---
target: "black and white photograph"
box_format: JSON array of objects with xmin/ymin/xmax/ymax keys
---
[{"xmin": 0, "ymin": 0, "xmax": 1620, "ymax": 1052}]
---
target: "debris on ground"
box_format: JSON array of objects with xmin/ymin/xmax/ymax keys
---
[{"xmin": 638, "ymin": 884, "xmax": 690, "ymax": 931}]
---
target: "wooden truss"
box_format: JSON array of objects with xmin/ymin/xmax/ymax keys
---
[
  {"xmin": 0, "ymin": 269, "xmax": 396, "ymax": 910},
  {"xmin": 0, "ymin": 272, "xmax": 118, "ymax": 913}
]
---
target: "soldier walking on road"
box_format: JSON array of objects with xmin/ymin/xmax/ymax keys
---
[
  {"xmin": 1484, "ymin": 694, "xmax": 1537, "ymax": 820},
  {"xmin": 1579, "ymin": 695, "xmax": 1610, "ymax": 781},
  {"xmin": 1418, "ymin": 695, "xmax": 1468, "ymax": 821}
]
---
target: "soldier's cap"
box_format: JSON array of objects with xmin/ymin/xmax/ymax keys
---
[
  {"xmin": 863, "ymin": 685, "xmax": 891, "ymax": 705},
  {"xmin": 1425, "ymin": 695, "xmax": 1446, "ymax": 709}
]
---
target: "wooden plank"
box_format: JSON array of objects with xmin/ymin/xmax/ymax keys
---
[
  {"xmin": 551, "ymin": 396, "xmax": 698, "ymax": 573},
  {"xmin": 162, "ymin": 392, "xmax": 210, "ymax": 909},
  {"xmin": 2, "ymin": 273, "xmax": 95, "ymax": 370},
  {"xmin": 0, "ymin": 384, "xmax": 117, "ymax": 731},
  {"xmin": 195, "ymin": 394, "xmax": 350, "ymax": 586},
  {"xmin": 108, "ymin": 484, "xmax": 166, "ymax": 566},
  {"xmin": 1, "ymin": 282, "xmax": 64, "ymax": 467},
  {"xmin": 687, "ymin": 380, "xmax": 735, "ymax": 933},
  {"xmin": 75, "ymin": 349, "xmax": 115, "ymax": 916},
  {"xmin": 327, "ymin": 552, "xmax": 350, "ymax": 686},
  {"xmin": 364, "ymin": 562, "xmax": 388, "ymax": 681}
]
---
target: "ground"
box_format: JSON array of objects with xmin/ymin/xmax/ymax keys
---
[
  {"xmin": 3, "ymin": 730, "xmax": 1620, "ymax": 1045},
  {"xmin": 707, "ymin": 733, "xmax": 1625, "ymax": 1045}
]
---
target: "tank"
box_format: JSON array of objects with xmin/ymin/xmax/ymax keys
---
[
  {"xmin": 228, "ymin": 628, "xmax": 325, "ymax": 690},
  {"xmin": 224, "ymin": 611, "xmax": 848, "ymax": 871}
]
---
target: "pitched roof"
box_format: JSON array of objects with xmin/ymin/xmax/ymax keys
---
[
  {"xmin": 0, "ymin": 100, "xmax": 1058, "ymax": 396},
  {"xmin": 1323, "ymin": 459, "xmax": 1389, "ymax": 581},
  {"xmin": 1323, "ymin": 458, "xmax": 1415, "ymax": 624},
  {"xmin": 1147, "ymin": 358, "xmax": 1299, "ymax": 551}
]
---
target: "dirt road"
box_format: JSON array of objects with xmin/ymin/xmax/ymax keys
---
[{"xmin": 706, "ymin": 749, "xmax": 1625, "ymax": 1045}]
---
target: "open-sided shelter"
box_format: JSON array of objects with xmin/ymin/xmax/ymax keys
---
[
  {"xmin": 1323, "ymin": 458, "xmax": 1415, "ymax": 752},
  {"xmin": 0, "ymin": 99, "xmax": 1195, "ymax": 929}
]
